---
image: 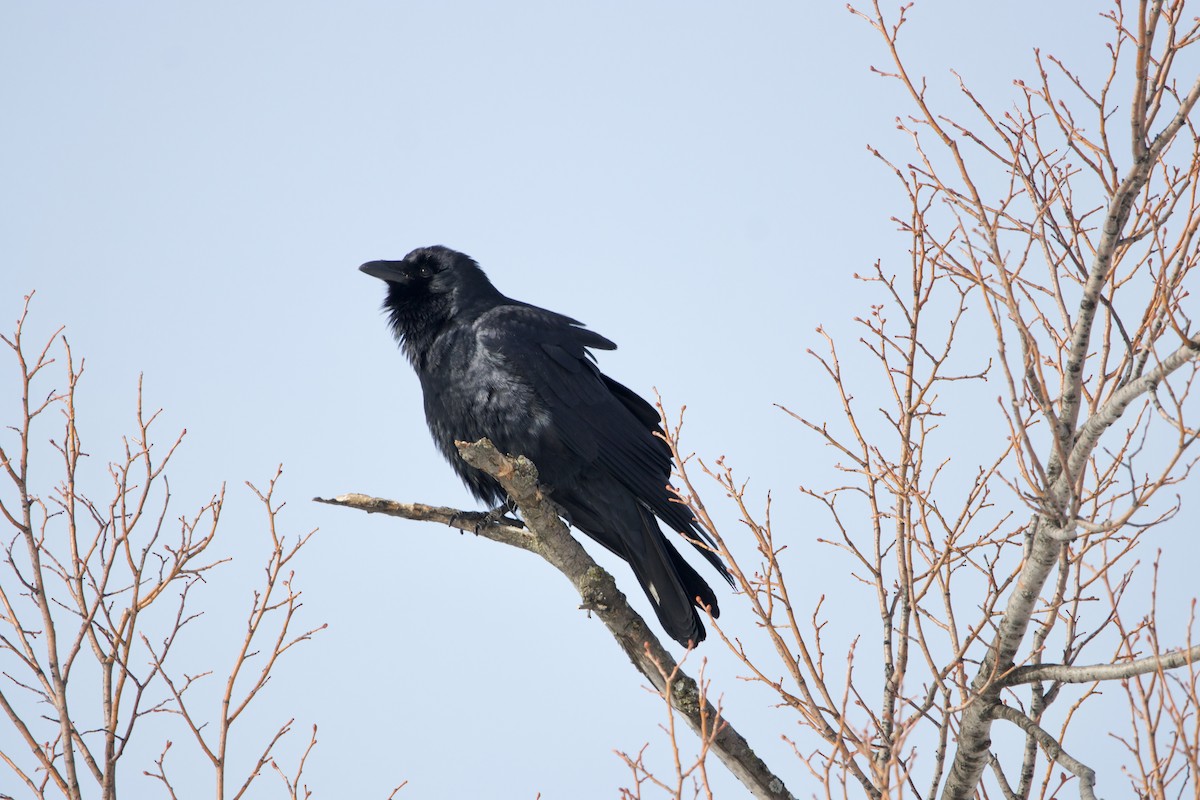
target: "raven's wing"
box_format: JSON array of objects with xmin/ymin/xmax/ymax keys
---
[
  {"xmin": 473, "ymin": 304, "xmax": 729, "ymax": 579},
  {"xmin": 470, "ymin": 303, "xmax": 727, "ymax": 645}
]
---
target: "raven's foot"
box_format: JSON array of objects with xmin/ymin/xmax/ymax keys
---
[
  {"xmin": 480, "ymin": 500, "xmax": 524, "ymax": 531},
  {"xmin": 448, "ymin": 502, "xmax": 524, "ymax": 534}
]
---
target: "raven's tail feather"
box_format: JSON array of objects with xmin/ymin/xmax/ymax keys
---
[
  {"xmin": 623, "ymin": 506, "xmax": 713, "ymax": 647},
  {"xmin": 555, "ymin": 484, "xmax": 719, "ymax": 647},
  {"xmin": 668, "ymin": 543, "xmax": 720, "ymax": 619}
]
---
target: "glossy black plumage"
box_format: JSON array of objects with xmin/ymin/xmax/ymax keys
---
[{"xmin": 360, "ymin": 245, "xmax": 730, "ymax": 646}]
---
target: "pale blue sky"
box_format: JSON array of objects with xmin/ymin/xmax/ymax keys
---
[{"xmin": 2, "ymin": 3, "xmax": 1194, "ymax": 798}]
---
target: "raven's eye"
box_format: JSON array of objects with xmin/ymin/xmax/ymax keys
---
[{"xmin": 409, "ymin": 258, "xmax": 438, "ymax": 279}]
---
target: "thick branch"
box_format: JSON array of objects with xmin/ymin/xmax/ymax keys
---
[
  {"xmin": 1067, "ymin": 337, "xmax": 1200, "ymax": 478},
  {"xmin": 1058, "ymin": 74, "xmax": 1200, "ymax": 445},
  {"xmin": 990, "ymin": 705, "xmax": 1097, "ymax": 800},
  {"xmin": 942, "ymin": 516, "xmax": 1064, "ymax": 797},
  {"xmin": 315, "ymin": 438, "xmax": 794, "ymax": 800},
  {"xmin": 1006, "ymin": 643, "xmax": 1200, "ymax": 685}
]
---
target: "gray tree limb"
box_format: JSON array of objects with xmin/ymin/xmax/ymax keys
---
[
  {"xmin": 990, "ymin": 705, "xmax": 1097, "ymax": 800},
  {"xmin": 1006, "ymin": 644, "xmax": 1200, "ymax": 686},
  {"xmin": 1057, "ymin": 72, "xmax": 1200, "ymax": 448},
  {"xmin": 315, "ymin": 438, "xmax": 794, "ymax": 800}
]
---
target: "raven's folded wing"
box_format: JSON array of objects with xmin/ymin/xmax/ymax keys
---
[{"xmin": 473, "ymin": 304, "xmax": 729, "ymax": 584}]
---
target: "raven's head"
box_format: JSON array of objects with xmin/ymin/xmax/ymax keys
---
[
  {"xmin": 360, "ymin": 246, "xmax": 503, "ymax": 362},
  {"xmin": 360, "ymin": 245, "xmax": 480, "ymax": 292}
]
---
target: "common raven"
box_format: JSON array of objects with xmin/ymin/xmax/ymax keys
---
[{"xmin": 361, "ymin": 245, "xmax": 731, "ymax": 646}]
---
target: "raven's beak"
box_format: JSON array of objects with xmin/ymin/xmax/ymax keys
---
[{"xmin": 359, "ymin": 260, "xmax": 406, "ymax": 282}]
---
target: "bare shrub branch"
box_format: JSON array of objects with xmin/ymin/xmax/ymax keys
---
[{"xmin": 1, "ymin": 296, "xmax": 326, "ymax": 799}]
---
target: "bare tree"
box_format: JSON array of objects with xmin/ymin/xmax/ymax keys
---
[
  {"xmin": 324, "ymin": 2, "xmax": 1200, "ymax": 798},
  {"xmin": 681, "ymin": 1, "xmax": 1200, "ymax": 796},
  {"xmin": 0, "ymin": 295, "xmax": 325, "ymax": 799}
]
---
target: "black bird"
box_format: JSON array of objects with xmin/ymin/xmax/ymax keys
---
[{"xmin": 360, "ymin": 245, "xmax": 731, "ymax": 646}]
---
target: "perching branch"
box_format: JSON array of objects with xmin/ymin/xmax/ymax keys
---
[{"xmin": 315, "ymin": 437, "xmax": 794, "ymax": 800}]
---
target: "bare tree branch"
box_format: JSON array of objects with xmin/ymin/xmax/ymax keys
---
[
  {"xmin": 316, "ymin": 437, "xmax": 795, "ymax": 800},
  {"xmin": 1007, "ymin": 644, "xmax": 1200, "ymax": 685},
  {"xmin": 1, "ymin": 299, "xmax": 328, "ymax": 799},
  {"xmin": 991, "ymin": 704, "xmax": 1098, "ymax": 800}
]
